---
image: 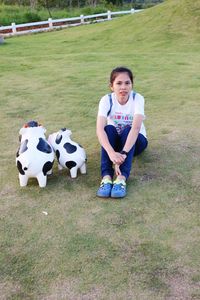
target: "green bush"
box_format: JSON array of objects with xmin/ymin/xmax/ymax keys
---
[
  {"xmin": 81, "ymin": 5, "xmax": 107, "ymax": 15},
  {"xmin": 23, "ymin": 12, "xmax": 41, "ymax": 23}
]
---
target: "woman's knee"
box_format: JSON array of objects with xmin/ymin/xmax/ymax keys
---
[
  {"xmin": 119, "ymin": 125, "xmax": 131, "ymax": 145},
  {"xmin": 104, "ymin": 125, "xmax": 119, "ymax": 148},
  {"xmin": 135, "ymin": 135, "xmax": 148, "ymax": 156},
  {"xmin": 104, "ymin": 125, "xmax": 118, "ymax": 134},
  {"xmin": 122, "ymin": 125, "xmax": 131, "ymax": 134}
]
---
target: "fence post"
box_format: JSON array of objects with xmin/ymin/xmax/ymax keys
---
[
  {"xmin": 48, "ymin": 18, "xmax": 53, "ymax": 29},
  {"xmin": 131, "ymin": 8, "xmax": 135, "ymax": 14},
  {"xmin": 11, "ymin": 23, "xmax": 16, "ymax": 34},
  {"xmin": 107, "ymin": 11, "xmax": 111, "ymax": 20},
  {"xmin": 80, "ymin": 14, "xmax": 84, "ymax": 24},
  {"xmin": 0, "ymin": 35, "xmax": 4, "ymax": 45}
]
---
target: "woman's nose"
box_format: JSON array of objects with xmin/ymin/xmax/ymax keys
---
[{"xmin": 121, "ymin": 84, "xmax": 126, "ymax": 89}]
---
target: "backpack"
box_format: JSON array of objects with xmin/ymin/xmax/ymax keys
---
[{"xmin": 107, "ymin": 91, "xmax": 136, "ymax": 116}]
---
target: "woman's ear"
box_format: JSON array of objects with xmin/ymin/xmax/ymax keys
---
[{"xmin": 109, "ymin": 83, "xmax": 114, "ymax": 91}]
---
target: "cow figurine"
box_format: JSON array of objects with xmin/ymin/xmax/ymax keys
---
[
  {"xmin": 48, "ymin": 128, "xmax": 87, "ymax": 178},
  {"xmin": 16, "ymin": 121, "xmax": 54, "ymax": 187}
]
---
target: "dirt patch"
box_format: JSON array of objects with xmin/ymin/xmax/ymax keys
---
[
  {"xmin": 0, "ymin": 185, "xmax": 17, "ymax": 198},
  {"xmin": 165, "ymin": 272, "xmax": 200, "ymax": 300},
  {"xmin": 191, "ymin": 170, "xmax": 200, "ymax": 191},
  {"xmin": 76, "ymin": 207, "xmax": 103, "ymax": 232},
  {"xmin": 166, "ymin": 275, "xmax": 191, "ymax": 299},
  {"xmin": 41, "ymin": 279, "xmax": 104, "ymax": 300},
  {"xmin": 139, "ymin": 171, "xmax": 158, "ymax": 182},
  {"xmin": 0, "ymin": 281, "xmax": 21, "ymax": 300}
]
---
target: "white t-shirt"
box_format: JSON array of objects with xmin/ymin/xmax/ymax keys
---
[{"xmin": 98, "ymin": 91, "xmax": 147, "ymax": 137}]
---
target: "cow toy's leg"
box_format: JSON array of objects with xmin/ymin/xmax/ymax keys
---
[
  {"xmin": 70, "ymin": 167, "xmax": 78, "ymax": 178},
  {"xmin": 80, "ymin": 162, "xmax": 87, "ymax": 174},
  {"xmin": 47, "ymin": 169, "xmax": 52, "ymax": 175},
  {"xmin": 19, "ymin": 174, "xmax": 29, "ymax": 187},
  {"xmin": 36, "ymin": 172, "xmax": 47, "ymax": 187}
]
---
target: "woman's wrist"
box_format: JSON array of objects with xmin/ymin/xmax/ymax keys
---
[{"xmin": 120, "ymin": 150, "xmax": 128, "ymax": 156}]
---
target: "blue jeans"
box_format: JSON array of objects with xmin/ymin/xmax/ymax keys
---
[{"xmin": 101, "ymin": 125, "xmax": 148, "ymax": 179}]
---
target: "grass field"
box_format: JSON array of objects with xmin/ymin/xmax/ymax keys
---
[{"xmin": 0, "ymin": 0, "xmax": 200, "ymax": 299}]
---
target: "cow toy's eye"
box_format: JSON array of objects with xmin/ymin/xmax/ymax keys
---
[{"xmin": 61, "ymin": 128, "xmax": 66, "ymax": 132}]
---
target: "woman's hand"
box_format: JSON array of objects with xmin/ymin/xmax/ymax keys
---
[
  {"xmin": 114, "ymin": 164, "xmax": 121, "ymax": 176},
  {"xmin": 108, "ymin": 151, "xmax": 125, "ymax": 165},
  {"xmin": 114, "ymin": 152, "xmax": 127, "ymax": 176}
]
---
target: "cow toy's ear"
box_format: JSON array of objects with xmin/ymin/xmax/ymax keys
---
[
  {"xmin": 42, "ymin": 127, "xmax": 47, "ymax": 134},
  {"xmin": 19, "ymin": 127, "xmax": 26, "ymax": 135},
  {"xmin": 65, "ymin": 129, "xmax": 72, "ymax": 136}
]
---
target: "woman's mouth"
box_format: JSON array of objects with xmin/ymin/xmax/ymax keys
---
[{"xmin": 120, "ymin": 91, "xmax": 127, "ymax": 96}]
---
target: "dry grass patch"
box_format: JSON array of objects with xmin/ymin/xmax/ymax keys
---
[
  {"xmin": 166, "ymin": 271, "xmax": 200, "ymax": 300},
  {"xmin": 0, "ymin": 281, "xmax": 22, "ymax": 300}
]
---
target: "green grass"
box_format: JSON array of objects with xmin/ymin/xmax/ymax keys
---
[{"xmin": 0, "ymin": 0, "xmax": 200, "ymax": 298}]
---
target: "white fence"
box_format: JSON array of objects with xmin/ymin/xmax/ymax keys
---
[{"xmin": 0, "ymin": 9, "xmax": 142, "ymax": 37}]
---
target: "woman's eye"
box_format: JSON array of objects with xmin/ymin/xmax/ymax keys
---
[{"xmin": 115, "ymin": 81, "xmax": 131, "ymax": 85}]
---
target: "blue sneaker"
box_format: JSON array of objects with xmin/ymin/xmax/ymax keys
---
[
  {"xmin": 111, "ymin": 179, "xmax": 126, "ymax": 198},
  {"xmin": 97, "ymin": 178, "xmax": 113, "ymax": 198}
]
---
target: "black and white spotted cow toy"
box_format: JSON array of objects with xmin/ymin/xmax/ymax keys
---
[
  {"xmin": 16, "ymin": 121, "xmax": 54, "ymax": 187},
  {"xmin": 48, "ymin": 128, "xmax": 87, "ymax": 178}
]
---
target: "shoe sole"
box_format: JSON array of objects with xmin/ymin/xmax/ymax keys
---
[
  {"xmin": 111, "ymin": 195, "xmax": 126, "ymax": 199},
  {"xmin": 96, "ymin": 194, "xmax": 111, "ymax": 198}
]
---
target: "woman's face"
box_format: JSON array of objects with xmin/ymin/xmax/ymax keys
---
[{"xmin": 110, "ymin": 72, "xmax": 133, "ymax": 104}]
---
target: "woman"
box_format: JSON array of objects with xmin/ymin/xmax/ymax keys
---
[{"xmin": 96, "ymin": 66, "xmax": 148, "ymax": 198}]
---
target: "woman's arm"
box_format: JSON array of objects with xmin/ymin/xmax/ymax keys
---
[
  {"xmin": 122, "ymin": 114, "xmax": 144, "ymax": 153},
  {"xmin": 114, "ymin": 114, "xmax": 143, "ymax": 176},
  {"xmin": 96, "ymin": 116, "xmax": 125, "ymax": 165}
]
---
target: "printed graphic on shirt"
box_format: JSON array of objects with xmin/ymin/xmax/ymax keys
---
[{"xmin": 110, "ymin": 112, "xmax": 133, "ymax": 133}]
